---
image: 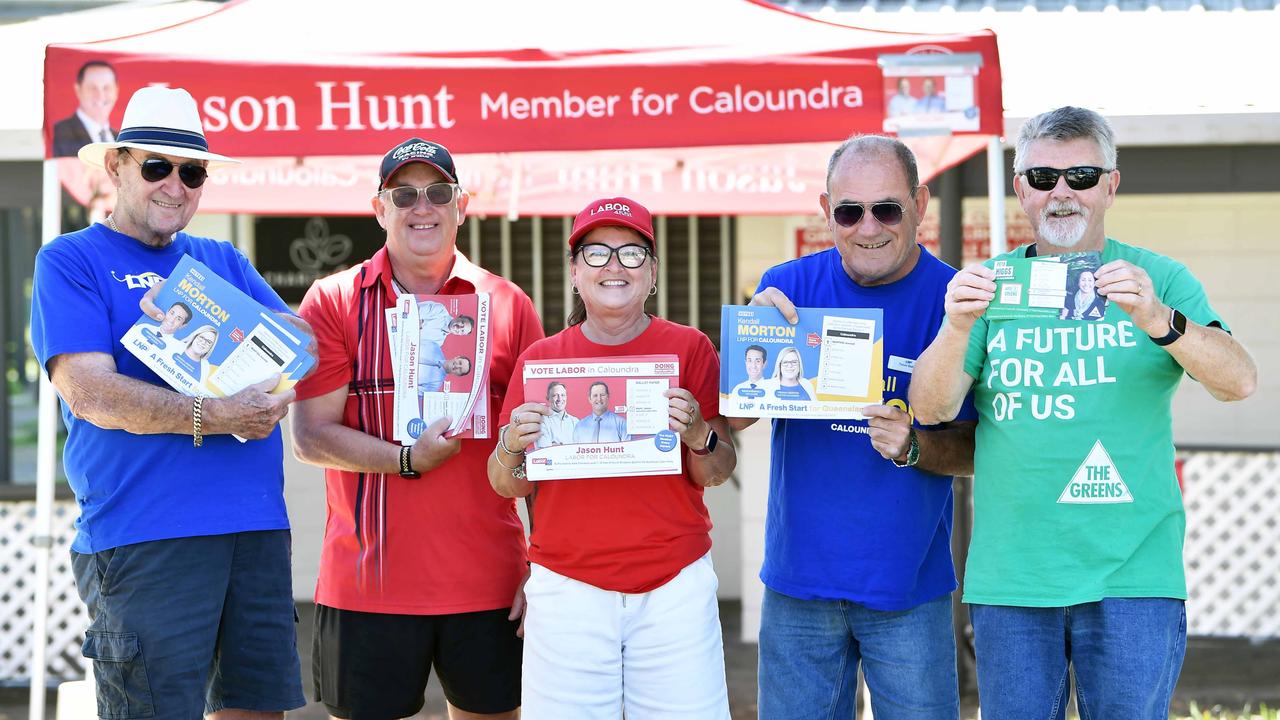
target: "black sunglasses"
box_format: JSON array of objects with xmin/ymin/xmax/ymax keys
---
[
  {"xmin": 380, "ymin": 183, "xmax": 457, "ymax": 209},
  {"xmin": 123, "ymin": 150, "xmax": 208, "ymax": 189},
  {"xmin": 576, "ymin": 243, "xmax": 651, "ymax": 269},
  {"xmin": 832, "ymin": 201, "xmax": 906, "ymax": 228},
  {"xmin": 1020, "ymin": 166, "xmax": 1111, "ymax": 192}
]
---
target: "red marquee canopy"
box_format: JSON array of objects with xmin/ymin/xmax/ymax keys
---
[{"xmin": 44, "ymin": 0, "xmax": 1002, "ymax": 215}]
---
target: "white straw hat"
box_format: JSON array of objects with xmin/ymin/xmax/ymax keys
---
[{"xmin": 78, "ymin": 86, "xmax": 238, "ymax": 168}]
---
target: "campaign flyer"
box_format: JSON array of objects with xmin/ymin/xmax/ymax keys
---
[
  {"xmin": 121, "ymin": 255, "xmax": 315, "ymax": 400},
  {"xmin": 521, "ymin": 355, "xmax": 682, "ymax": 481},
  {"xmin": 386, "ymin": 293, "xmax": 490, "ymax": 442},
  {"xmin": 719, "ymin": 305, "xmax": 883, "ymax": 419},
  {"xmin": 988, "ymin": 251, "xmax": 1107, "ymax": 322}
]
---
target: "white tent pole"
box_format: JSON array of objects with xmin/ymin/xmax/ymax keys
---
[
  {"xmin": 30, "ymin": 158, "xmax": 63, "ymax": 720},
  {"xmin": 986, "ymin": 136, "xmax": 1006, "ymax": 258}
]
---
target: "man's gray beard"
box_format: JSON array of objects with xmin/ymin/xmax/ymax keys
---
[{"xmin": 1039, "ymin": 205, "xmax": 1088, "ymax": 248}]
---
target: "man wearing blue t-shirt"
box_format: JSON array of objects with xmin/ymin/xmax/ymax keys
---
[
  {"xmin": 733, "ymin": 135, "xmax": 977, "ymax": 718},
  {"xmin": 30, "ymin": 87, "xmax": 309, "ymax": 719}
]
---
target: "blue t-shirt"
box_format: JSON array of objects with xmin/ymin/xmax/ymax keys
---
[
  {"xmin": 30, "ymin": 223, "xmax": 293, "ymax": 553},
  {"xmin": 757, "ymin": 245, "xmax": 978, "ymax": 611}
]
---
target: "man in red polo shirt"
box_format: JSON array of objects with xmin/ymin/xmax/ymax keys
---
[{"xmin": 292, "ymin": 138, "xmax": 543, "ymax": 720}]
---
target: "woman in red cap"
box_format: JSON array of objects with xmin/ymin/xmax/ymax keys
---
[{"xmin": 489, "ymin": 196, "xmax": 736, "ymax": 719}]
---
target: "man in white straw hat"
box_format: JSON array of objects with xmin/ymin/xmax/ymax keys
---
[{"xmin": 31, "ymin": 86, "xmax": 310, "ymax": 720}]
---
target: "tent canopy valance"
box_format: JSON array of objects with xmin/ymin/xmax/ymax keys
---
[{"xmin": 43, "ymin": 0, "xmax": 1002, "ymax": 214}]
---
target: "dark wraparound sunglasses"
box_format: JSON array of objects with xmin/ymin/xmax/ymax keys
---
[
  {"xmin": 1020, "ymin": 166, "xmax": 1111, "ymax": 192},
  {"xmin": 123, "ymin": 150, "xmax": 208, "ymax": 189},
  {"xmin": 380, "ymin": 183, "xmax": 458, "ymax": 209},
  {"xmin": 832, "ymin": 201, "xmax": 906, "ymax": 228},
  {"xmin": 576, "ymin": 243, "xmax": 651, "ymax": 268}
]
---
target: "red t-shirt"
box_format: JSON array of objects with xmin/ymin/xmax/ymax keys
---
[
  {"xmin": 297, "ymin": 247, "xmax": 544, "ymax": 614},
  {"xmin": 499, "ymin": 317, "xmax": 720, "ymax": 593}
]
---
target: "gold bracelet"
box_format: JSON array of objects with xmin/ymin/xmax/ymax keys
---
[{"xmin": 192, "ymin": 396, "xmax": 204, "ymax": 448}]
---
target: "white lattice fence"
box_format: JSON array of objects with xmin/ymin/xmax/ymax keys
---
[
  {"xmin": 0, "ymin": 500, "xmax": 87, "ymax": 684},
  {"xmin": 1182, "ymin": 449, "xmax": 1280, "ymax": 638}
]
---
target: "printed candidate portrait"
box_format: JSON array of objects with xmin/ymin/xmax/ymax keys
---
[
  {"xmin": 157, "ymin": 302, "xmax": 194, "ymax": 336},
  {"xmin": 770, "ymin": 345, "xmax": 817, "ymax": 401},
  {"xmin": 52, "ymin": 60, "xmax": 120, "ymax": 158},
  {"xmin": 536, "ymin": 380, "xmax": 580, "ymax": 448},
  {"xmin": 731, "ymin": 344, "xmax": 770, "ymax": 398},
  {"xmin": 526, "ymin": 378, "xmax": 646, "ymax": 445},
  {"xmin": 1060, "ymin": 267, "xmax": 1108, "ymax": 322}
]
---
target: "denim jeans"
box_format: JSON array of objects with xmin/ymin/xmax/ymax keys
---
[
  {"xmin": 758, "ymin": 588, "xmax": 958, "ymax": 720},
  {"xmin": 970, "ymin": 598, "xmax": 1187, "ymax": 720}
]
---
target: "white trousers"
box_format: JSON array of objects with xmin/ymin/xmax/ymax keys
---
[{"xmin": 522, "ymin": 553, "xmax": 731, "ymax": 720}]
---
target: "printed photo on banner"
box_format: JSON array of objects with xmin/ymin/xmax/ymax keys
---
[
  {"xmin": 878, "ymin": 52, "xmax": 983, "ymax": 135},
  {"xmin": 521, "ymin": 355, "xmax": 682, "ymax": 481},
  {"xmin": 719, "ymin": 305, "xmax": 883, "ymax": 419},
  {"xmin": 987, "ymin": 251, "xmax": 1107, "ymax": 322},
  {"xmin": 121, "ymin": 255, "xmax": 316, "ymax": 400},
  {"xmin": 386, "ymin": 293, "xmax": 491, "ymax": 442}
]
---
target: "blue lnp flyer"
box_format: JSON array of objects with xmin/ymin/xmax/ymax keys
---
[
  {"xmin": 988, "ymin": 251, "xmax": 1107, "ymax": 322},
  {"xmin": 121, "ymin": 254, "xmax": 315, "ymax": 399},
  {"xmin": 719, "ymin": 305, "xmax": 883, "ymax": 419}
]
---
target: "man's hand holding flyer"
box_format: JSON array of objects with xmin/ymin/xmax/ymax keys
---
[
  {"xmin": 121, "ymin": 255, "xmax": 315, "ymax": 399},
  {"xmin": 521, "ymin": 355, "xmax": 682, "ymax": 481},
  {"xmin": 719, "ymin": 305, "xmax": 883, "ymax": 419}
]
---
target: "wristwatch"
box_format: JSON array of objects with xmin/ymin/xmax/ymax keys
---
[
  {"xmin": 399, "ymin": 445, "xmax": 421, "ymax": 478},
  {"xmin": 892, "ymin": 428, "xmax": 920, "ymax": 468},
  {"xmin": 692, "ymin": 428, "xmax": 719, "ymax": 456},
  {"xmin": 1150, "ymin": 308, "xmax": 1188, "ymax": 347}
]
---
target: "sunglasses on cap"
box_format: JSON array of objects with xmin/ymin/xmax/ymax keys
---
[
  {"xmin": 576, "ymin": 243, "xmax": 651, "ymax": 269},
  {"xmin": 1019, "ymin": 166, "xmax": 1111, "ymax": 192},
  {"xmin": 123, "ymin": 150, "xmax": 208, "ymax": 189},
  {"xmin": 379, "ymin": 182, "xmax": 458, "ymax": 209},
  {"xmin": 831, "ymin": 201, "xmax": 907, "ymax": 228}
]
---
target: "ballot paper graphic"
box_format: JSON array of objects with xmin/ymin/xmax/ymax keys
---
[
  {"xmin": 121, "ymin": 254, "xmax": 315, "ymax": 401},
  {"xmin": 987, "ymin": 251, "xmax": 1107, "ymax": 322},
  {"xmin": 521, "ymin": 355, "xmax": 681, "ymax": 481},
  {"xmin": 719, "ymin": 305, "xmax": 883, "ymax": 419}
]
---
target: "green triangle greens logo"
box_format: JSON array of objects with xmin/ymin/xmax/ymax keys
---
[{"xmin": 1057, "ymin": 440, "xmax": 1133, "ymax": 504}]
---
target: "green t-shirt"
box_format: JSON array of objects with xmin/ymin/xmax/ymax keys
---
[{"xmin": 962, "ymin": 238, "xmax": 1225, "ymax": 607}]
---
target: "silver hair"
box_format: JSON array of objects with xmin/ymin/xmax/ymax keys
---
[
  {"xmin": 826, "ymin": 134, "xmax": 919, "ymax": 193},
  {"xmin": 1014, "ymin": 107, "xmax": 1117, "ymax": 172}
]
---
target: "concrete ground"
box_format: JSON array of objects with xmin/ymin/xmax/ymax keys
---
[{"xmin": 3, "ymin": 600, "xmax": 1278, "ymax": 719}]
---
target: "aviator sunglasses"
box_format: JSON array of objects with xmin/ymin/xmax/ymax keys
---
[
  {"xmin": 380, "ymin": 182, "xmax": 458, "ymax": 209},
  {"xmin": 832, "ymin": 201, "xmax": 906, "ymax": 228},
  {"xmin": 576, "ymin": 243, "xmax": 651, "ymax": 269},
  {"xmin": 1019, "ymin": 166, "xmax": 1111, "ymax": 192},
  {"xmin": 123, "ymin": 150, "xmax": 208, "ymax": 189}
]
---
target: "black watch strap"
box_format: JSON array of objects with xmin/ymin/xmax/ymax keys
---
[
  {"xmin": 1151, "ymin": 308, "xmax": 1188, "ymax": 347},
  {"xmin": 399, "ymin": 445, "xmax": 421, "ymax": 478},
  {"xmin": 692, "ymin": 428, "xmax": 718, "ymax": 456}
]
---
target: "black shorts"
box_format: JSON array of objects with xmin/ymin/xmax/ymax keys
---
[{"xmin": 312, "ymin": 604, "xmax": 522, "ymax": 718}]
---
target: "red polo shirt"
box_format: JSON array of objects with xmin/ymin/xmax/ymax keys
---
[{"xmin": 297, "ymin": 247, "xmax": 543, "ymax": 614}]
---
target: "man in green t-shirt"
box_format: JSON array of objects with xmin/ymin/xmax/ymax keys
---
[{"xmin": 910, "ymin": 107, "xmax": 1257, "ymax": 719}]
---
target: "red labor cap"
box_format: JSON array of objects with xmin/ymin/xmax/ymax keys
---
[{"xmin": 567, "ymin": 197, "xmax": 655, "ymax": 249}]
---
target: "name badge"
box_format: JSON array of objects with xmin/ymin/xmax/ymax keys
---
[{"xmin": 888, "ymin": 355, "xmax": 915, "ymax": 374}]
